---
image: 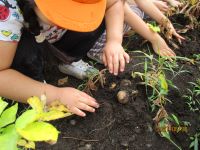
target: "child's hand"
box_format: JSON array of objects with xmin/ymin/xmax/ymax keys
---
[
  {"xmin": 58, "ymin": 87, "xmax": 99, "ymax": 117},
  {"xmin": 167, "ymin": 0, "xmax": 182, "ymax": 7},
  {"xmin": 161, "ymin": 18, "xmax": 185, "ymax": 43},
  {"xmin": 151, "ymin": 34, "xmax": 176, "ymax": 57},
  {"xmin": 153, "ymin": 0, "xmax": 169, "ymax": 12},
  {"xmin": 103, "ymin": 41, "xmax": 130, "ymax": 75},
  {"xmin": 167, "ymin": 21, "xmax": 185, "ymax": 43}
]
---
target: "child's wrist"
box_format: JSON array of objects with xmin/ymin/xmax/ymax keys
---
[
  {"xmin": 150, "ymin": 33, "xmax": 160, "ymax": 44},
  {"xmin": 106, "ymin": 38, "xmax": 122, "ymax": 45},
  {"xmin": 43, "ymin": 84, "xmax": 59, "ymax": 104}
]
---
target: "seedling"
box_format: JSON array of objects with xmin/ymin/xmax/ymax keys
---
[
  {"xmin": 190, "ymin": 132, "xmax": 200, "ymax": 150},
  {"xmin": 183, "ymin": 81, "xmax": 200, "ymax": 112}
]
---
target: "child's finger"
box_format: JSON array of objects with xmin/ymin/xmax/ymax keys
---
[
  {"xmin": 167, "ymin": 48, "xmax": 176, "ymax": 56},
  {"xmin": 119, "ymin": 54, "xmax": 125, "ymax": 72},
  {"xmin": 77, "ymin": 103, "xmax": 96, "ymax": 113},
  {"xmin": 123, "ymin": 52, "xmax": 130, "ymax": 63},
  {"xmin": 71, "ymin": 107, "xmax": 86, "ymax": 117},
  {"xmin": 107, "ymin": 56, "xmax": 113, "ymax": 74},
  {"xmin": 113, "ymin": 55, "xmax": 119, "ymax": 75},
  {"xmin": 79, "ymin": 94, "xmax": 99, "ymax": 108},
  {"xmin": 102, "ymin": 53, "xmax": 107, "ymax": 67}
]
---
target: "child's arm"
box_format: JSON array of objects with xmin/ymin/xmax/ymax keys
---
[
  {"xmin": 124, "ymin": 3, "xmax": 175, "ymax": 57},
  {"xmin": 0, "ymin": 41, "xmax": 99, "ymax": 117},
  {"xmin": 134, "ymin": 0, "xmax": 184, "ymax": 42},
  {"xmin": 104, "ymin": 0, "xmax": 130, "ymax": 75}
]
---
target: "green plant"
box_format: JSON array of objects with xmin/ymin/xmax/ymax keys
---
[
  {"xmin": 0, "ymin": 96, "xmax": 72, "ymax": 150},
  {"xmin": 183, "ymin": 81, "xmax": 200, "ymax": 112},
  {"xmin": 147, "ymin": 22, "xmax": 161, "ymax": 33},
  {"xmin": 131, "ymin": 51, "xmax": 181, "ymax": 111},
  {"xmin": 193, "ymin": 54, "xmax": 200, "ymax": 61},
  {"xmin": 131, "ymin": 51, "xmax": 190, "ymax": 149},
  {"xmin": 190, "ymin": 132, "xmax": 200, "ymax": 150}
]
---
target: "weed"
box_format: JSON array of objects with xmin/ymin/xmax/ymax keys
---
[
  {"xmin": 131, "ymin": 51, "xmax": 192, "ymax": 149},
  {"xmin": 183, "ymin": 81, "xmax": 200, "ymax": 112},
  {"xmin": 190, "ymin": 132, "xmax": 200, "ymax": 150}
]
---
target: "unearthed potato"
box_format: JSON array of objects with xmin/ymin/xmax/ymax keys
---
[
  {"xmin": 117, "ymin": 90, "xmax": 129, "ymax": 104},
  {"xmin": 120, "ymin": 79, "xmax": 132, "ymax": 88}
]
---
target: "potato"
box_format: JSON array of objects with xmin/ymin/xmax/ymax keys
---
[
  {"xmin": 120, "ymin": 79, "xmax": 132, "ymax": 88},
  {"xmin": 117, "ymin": 90, "xmax": 129, "ymax": 104}
]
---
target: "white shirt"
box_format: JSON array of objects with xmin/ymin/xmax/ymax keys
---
[{"xmin": 0, "ymin": 0, "xmax": 67, "ymax": 43}]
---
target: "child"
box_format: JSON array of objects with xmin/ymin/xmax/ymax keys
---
[
  {"xmin": 87, "ymin": 0, "xmax": 184, "ymax": 63},
  {"xmin": 0, "ymin": 0, "xmax": 128, "ymax": 117}
]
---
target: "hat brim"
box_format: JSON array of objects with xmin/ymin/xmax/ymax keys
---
[{"xmin": 35, "ymin": 0, "xmax": 106, "ymax": 32}]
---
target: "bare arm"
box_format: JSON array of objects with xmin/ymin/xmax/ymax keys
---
[
  {"xmin": 103, "ymin": 0, "xmax": 130, "ymax": 75},
  {"xmin": 134, "ymin": 0, "xmax": 166, "ymax": 24},
  {"xmin": 134, "ymin": 0, "xmax": 184, "ymax": 41},
  {"xmin": 124, "ymin": 3, "xmax": 175, "ymax": 57},
  {"xmin": 105, "ymin": 0, "xmax": 124, "ymax": 44},
  {"xmin": 0, "ymin": 41, "xmax": 99, "ymax": 117}
]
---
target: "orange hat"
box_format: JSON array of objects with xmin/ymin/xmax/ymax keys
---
[{"xmin": 34, "ymin": 0, "xmax": 106, "ymax": 32}]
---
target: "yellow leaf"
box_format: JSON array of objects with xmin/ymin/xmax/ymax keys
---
[
  {"xmin": 17, "ymin": 139, "xmax": 35, "ymax": 149},
  {"xmin": 16, "ymin": 110, "xmax": 38, "ymax": 129},
  {"xmin": 190, "ymin": 0, "xmax": 197, "ymax": 5},
  {"xmin": 27, "ymin": 96, "xmax": 44, "ymax": 113},
  {"xmin": 159, "ymin": 74, "xmax": 168, "ymax": 91},
  {"xmin": 39, "ymin": 110, "xmax": 72, "ymax": 121},
  {"xmin": 49, "ymin": 104, "xmax": 71, "ymax": 113},
  {"xmin": 18, "ymin": 122, "xmax": 59, "ymax": 142}
]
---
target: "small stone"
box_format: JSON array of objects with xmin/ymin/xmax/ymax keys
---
[
  {"xmin": 146, "ymin": 143, "xmax": 152, "ymax": 148},
  {"xmin": 70, "ymin": 119, "xmax": 76, "ymax": 126},
  {"xmin": 134, "ymin": 126, "xmax": 141, "ymax": 134},
  {"xmin": 111, "ymin": 139, "xmax": 115, "ymax": 145},
  {"xmin": 120, "ymin": 140, "xmax": 129, "ymax": 147},
  {"xmin": 129, "ymin": 135, "xmax": 136, "ymax": 142},
  {"xmin": 85, "ymin": 144, "xmax": 92, "ymax": 150}
]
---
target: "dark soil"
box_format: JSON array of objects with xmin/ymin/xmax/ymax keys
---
[{"xmin": 36, "ymin": 14, "xmax": 200, "ymax": 150}]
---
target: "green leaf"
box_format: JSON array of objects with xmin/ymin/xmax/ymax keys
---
[
  {"xmin": 170, "ymin": 114, "xmax": 180, "ymax": 125},
  {"xmin": 0, "ymin": 124, "xmax": 20, "ymax": 150},
  {"xmin": 189, "ymin": 140, "xmax": 194, "ymax": 148},
  {"xmin": 147, "ymin": 23, "xmax": 161, "ymax": 33},
  {"xmin": 16, "ymin": 110, "xmax": 38, "ymax": 129},
  {"xmin": 194, "ymin": 134, "xmax": 198, "ymax": 150},
  {"xmin": 18, "ymin": 122, "xmax": 59, "ymax": 142},
  {"xmin": 0, "ymin": 103, "xmax": 18, "ymax": 128},
  {"xmin": 27, "ymin": 96, "xmax": 44, "ymax": 113},
  {"xmin": 0, "ymin": 97, "xmax": 8, "ymax": 116}
]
